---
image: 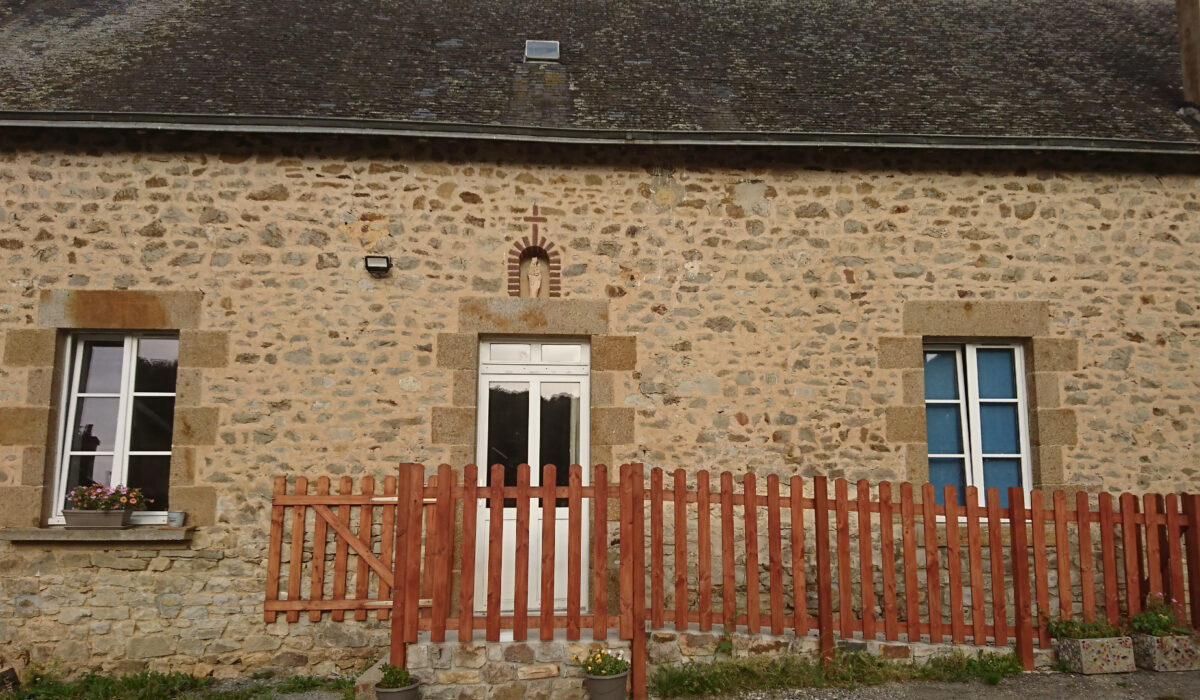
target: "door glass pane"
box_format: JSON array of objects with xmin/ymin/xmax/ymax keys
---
[
  {"xmin": 128, "ymin": 455, "xmax": 171, "ymax": 510},
  {"xmin": 925, "ymin": 405, "xmax": 964, "ymax": 454},
  {"xmin": 128, "ymin": 397, "xmax": 176, "ymax": 451},
  {"xmin": 979, "ymin": 403, "xmax": 1019, "ymax": 454},
  {"xmin": 976, "ymin": 349, "xmax": 1017, "ymax": 399},
  {"xmin": 490, "ymin": 344, "xmax": 531, "ymax": 363},
  {"xmin": 541, "ymin": 344, "xmax": 582, "ymax": 364},
  {"xmin": 929, "ymin": 457, "xmax": 966, "ymax": 506},
  {"xmin": 79, "ymin": 341, "xmax": 124, "ymax": 394},
  {"xmin": 70, "ymin": 398, "xmax": 120, "ymax": 450},
  {"xmin": 487, "ymin": 381, "xmax": 529, "ymax": 507},
  {"xmin": 923, "ymin": 351, "xmax": 959, "ymax": 400},
  {"xmin": 64, "ymin": 455, "xmax": 114, "ymax": 503},
  {"xmin": 540, "ymin": 382, "xmax": 580, "ymax": 507},
  {"xmin": 134, "ymin": 338, "xmax": 179, "ymax": 393},
  {"xmin": 982, "ymin": 458, "xmax": 1023, "ymax": 508}
]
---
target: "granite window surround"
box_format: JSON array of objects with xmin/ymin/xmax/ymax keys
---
[
  {"xmin": 432, "ymin": 297, "xmax": 636, "ymax": 476},
  {"xmin": 0, "ymin": 289, "xmax": 224, "ymax": 528},
  {"xmin": 880, "ymin": 300, "xmax": 1080, "ymax": 494}
]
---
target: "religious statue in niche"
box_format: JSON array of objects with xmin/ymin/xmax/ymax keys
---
[
  {"xmin": 506, "ymin": 204, "xmax": 562, "ymax": 297},
  {"xmin": 520, "ymin": 251, "xmax": 549, "ymax": 298}
]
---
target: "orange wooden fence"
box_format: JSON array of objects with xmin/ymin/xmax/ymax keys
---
[{"xmin": 266, "ymin": 464, "xmax": 1200, "ymax": 699}]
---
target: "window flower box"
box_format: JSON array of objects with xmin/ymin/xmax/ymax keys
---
[{"xmin": 63, "ymin": 509, "xmax": 131, "ymax": 529}]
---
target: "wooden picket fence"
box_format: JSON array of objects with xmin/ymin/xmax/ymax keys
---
[{"xmin": 265, "ymin": 463, "xmax": 1200, "ymax": 700}]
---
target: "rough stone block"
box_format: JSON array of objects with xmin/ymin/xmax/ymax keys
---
[
  {"xmin": 905, "ymin": 442, "xmax": 929, "ymax": 483},
  {"xmin": 175, "ymin": 368, "xmax": 203, "ymax": 406},
  {"xmin": 21, "ymin": 446, "xmax": 47, "ymax": 487},
  {"xmin": 25, "ymin": 367, "xmax": 55, "ymax": 405},
  {"xmin": 0, "ymin": 486, "xmax": 42, "ymax": 527},
  {"xmin": 516, "ymin": 664, "xmax": 558, "ymax": 680},
  {"xmin": 591, "ymin": 407, "xmax": 635, "ymax": 445},
  {"xmin": 884, "ymin": 405, "xmax": 924, "ymax": 443},
  {"xmin": 877, "ymin": 336, "xmax": 922, "ymax": 369},
  {"xmin": 679, "ymin": 632, "xmax": 718, "ymax": 656},
  {"xmin": 431, "ymin": 407, "xmax": 475, "ymax": 444},
  {"xmin": 458, "ymin": 297, "xmax": 608, "ymax": 335},
  {"xmin": 170, "ymin": 486, "xmax": 217, "ymax": 526},
  {"xmin": 1031, "ymin": 337, "xmax": 1079, "ymax": 372},
  {"xmin": 174, "ymin": 407, "xmax": 219, "ymax": 445},
  {"xmin": 38, "ymin": 290, "xmax": 203, "ymax": 330},
  {"xmin": 903, "ymin": 300, "xmax": 1049, "ymax": 337},
  {"xmin": 900, "ymin": 368, "xmax": 924, "ymax": 405},
  {"xmin": 452, "ymin": 370, "xmax": 477, "ymax": 407},
  {"xmin": 454, "ymin": 643, "xmax": 488, "ymax": 669},
  {"xmin": 488, "ymin": 683, "xmax": 525, "ymax": 700},
  {"xmin": 436, "ymin": 669, "xmax": 482, "ymax": 684},
  {"xmin": 128, "ymin": 635, "xmax": 177, "ymax": 659},
  {"xmin": 503, "ymin": 644, "xmax": 536, "ymax": 664},
  {"xmin": 1029, "ymin": 371, "xmax": 1060, "ymax": 409},
  {"xmin": 0, "ymin": 407, "xmax": 51, "ymax": 446},
  {"xmin": 1035, "ymin": 408, "xmax": 1077, "ymax": 447},
  {"xmin": 590, "ymin": 371, "xmax": 615, "ymax": 406},
  {"xmin": 179, "ymin": 330, "xmax": 229, "ymax": 368},
  {"xmin": 437, "ymin": 333, "xmax": 477, "ymax": 370},
  {"xmin": 3, "ymin": 328, "xmax": 57, "ymax": 367},
  {"xmin": 1036, "ymin": 445, "xmax": 1065, "ymax": 486},
  {"xmin": 592, "ymin": 336, "xmax": 636, "ymax": 371}
]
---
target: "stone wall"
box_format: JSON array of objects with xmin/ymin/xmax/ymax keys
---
[
  {"xmin": 0, "ymin": 128, "xmax": 1199, "ymax": 676},
  {"xmin": 355, "ymin": 629, "xmax": 1053, "ymax": 699}
]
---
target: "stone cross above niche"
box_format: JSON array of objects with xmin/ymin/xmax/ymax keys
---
[{"xmin": 507, "ymin": 204, "xmax": 562, "ymax": 298}]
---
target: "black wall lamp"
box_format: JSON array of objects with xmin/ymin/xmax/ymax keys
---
[{"xmin": 364, "ymin": 255, "xmax": 392, "ymax": 278}]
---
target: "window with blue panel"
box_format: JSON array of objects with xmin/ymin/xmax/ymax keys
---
[{"xmin": 923, "ymin": 344, "xmax": 1027, "ymax": 508}]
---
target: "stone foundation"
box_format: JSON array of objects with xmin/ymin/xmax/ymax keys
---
[
  {"xmin": 353, "ymin": 629, "xmax": 1056, "ymax": 698},
  {"xmin": 354, "ymin": 638, "xmax": 631, "ymax": 700}
]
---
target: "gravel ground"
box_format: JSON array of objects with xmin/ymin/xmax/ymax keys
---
[{"xmin": 726, "ymin": 670, "xmax": 1200, "ymax": 699}]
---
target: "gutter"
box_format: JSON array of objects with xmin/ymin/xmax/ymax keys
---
[{"xmin": 1, "ymin": 111, "xmax": 1200, "ymax": 156}]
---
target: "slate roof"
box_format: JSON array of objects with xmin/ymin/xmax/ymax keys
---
[{"xmin": 0, "ymin": 0, "xmax": 1197, "ymax": 151}]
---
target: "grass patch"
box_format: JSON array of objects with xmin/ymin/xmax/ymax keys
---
[
  {"xmin": 1, "ymin": 668, "xmax": 355, "ymax": 700},
  {"xmin": 649, "ymin": 650, "xmax": 1024, "ymax": 697},
  {"xmin": 3, "ymin": 669, "xmax": 212, "ymax": 700},
  {"xmin": 275, "ymin": 676, "xmax": 353, "ymax": 696}
]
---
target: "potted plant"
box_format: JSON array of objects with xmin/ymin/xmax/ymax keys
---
[
  {"xmin": 1130, "ymin": 593, "xmax": 1200, "ymax": 671},
  {"xmin": 576, "ymin": 646, "xmax": 630, "ymax": 700},
  {"xmin": 375, "ymin": 663, "xmax": 419, "ymax": 699},
  {"xmin": 63, "ymin": 484, "xmax": 150, "ymax": 528},
  {"xmin": 1044, "ymin": 617, "xmax": 1134, "ymax": 674}
]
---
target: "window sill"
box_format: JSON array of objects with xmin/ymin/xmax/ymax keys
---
[{"xmin": 0, "ymin": 526, "xmax": 195, "ymax": 544}]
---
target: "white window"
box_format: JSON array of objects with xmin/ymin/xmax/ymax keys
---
[
  {"xmin": 51, "ymin": 333, "xmax": 179, "ymax": 524},
  {"xmin": 474, "ymin": 338, "xmax": 590, "ymax": 614},
  {"xmin": 924, "ymin": 343, "xmax": 1031, "ymax": 508}
]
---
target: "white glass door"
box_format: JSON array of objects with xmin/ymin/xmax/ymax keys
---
[{"xmin": 475, "ymin": 339, "xmax": 590, "ymax": 614}]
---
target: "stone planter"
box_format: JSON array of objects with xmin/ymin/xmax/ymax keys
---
[
  {"xmin": 584, "ymin": 671, "xmax": 629, "ymax": 700},
  {"xmin": 1133, "ymin": 634, "xmax": 1200, "ymax": 671},
  {"xmin": 63, "ymin": 509, "xmax": 131, "ymax": 529},
  {"xmin": 374, "ymin": 681, "xmax": 419, "ymax": 699},
  {"xmin": 1053, "ymin": 636, "xmax": 1135, "ymax": 674}
]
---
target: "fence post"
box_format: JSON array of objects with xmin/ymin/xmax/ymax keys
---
[
  {"xmin": 1008, "ymin": 487, "xmax": 1035, "ymax": 670},
  {"xmin": 814, "ymin": 475, "xmax": 834, "ymax": 666},
  {"xmin": 1184, "ymin": 494, "xmax": 1200, "ymax": 628},
  {"xmin": 631, "ymin": 463, "xmax": 647, "ymax": 700},
  {"xmin": 389, "ymin": 463, "xmax": 418, "ymax": 667}
]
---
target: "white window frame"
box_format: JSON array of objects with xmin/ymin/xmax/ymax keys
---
[
  {"xmin": 49, "ymin": 333, "xmax": 177, "ymax": 526},
  {"xmin": 474, "ymin": 338, "xmax": 591, "ymax": 615},
  {"xmin": 925, "ymin": 342, "xmax": 1032, "ymax": 507}
]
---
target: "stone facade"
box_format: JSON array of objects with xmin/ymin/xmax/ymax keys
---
[{"xmin": 1, "ymin": 128, "xmax": 1199, "ymax": 676}]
